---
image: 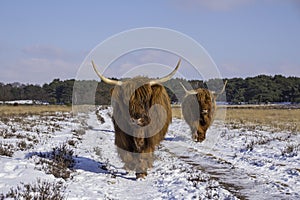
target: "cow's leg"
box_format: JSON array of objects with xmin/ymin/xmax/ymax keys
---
[
  {"xmin": 135, "ymin": 152, "xmax": 147, "ymax": 179},
  {"xmin": 135, "ymin": 146, "xmax": 155, "ymax": 179},
  {"xmin": 196, "ymin": 127, "xmax": 206, "ymax": 142},
  {"xmin": 135, "ymin": 158, "xmax": 148, "ymax": 179},
  {"xmin": 190, "ymin": 121, "xmax": 206, "ymax": 142},
  {"xmin": 116, "ymin": 146, "xmax": 139, "ymax": 172}
]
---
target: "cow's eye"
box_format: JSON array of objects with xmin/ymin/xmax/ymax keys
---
[
  {"xmin": 134, "ymin": 113, "xmax": 141, "ymax": 119},
  {"xmin": 144, "ymin": 101, "xmax": 150, "ymax": 109}
]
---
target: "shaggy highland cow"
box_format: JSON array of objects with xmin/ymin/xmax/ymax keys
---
[
  {"xmin": 180, "ymin": 81, "xmax": 227, "ymax": 142},
  {"xmin": 92, "ymin": 60, "xmax": 181, "ymax": 179}
]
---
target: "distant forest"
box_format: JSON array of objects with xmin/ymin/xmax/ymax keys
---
[{"xmin": 0, "ymin": 74, "xmax": 300, "ymax": 105}]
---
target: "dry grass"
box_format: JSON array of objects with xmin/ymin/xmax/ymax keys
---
[
  {"xmin": 225, "ymin": 108, "xmax": 300, "ymax": 132},
  {"xmin": 172, "ymin": 105, "xmax": 300, "ymax": 132},
  {"xmin": 172, "ymin": 105, "xmax": 182, "ymax": 119},
  {"xmin": 2, "ymin": 105, "xmax": 299, "ymax": 132},
  {"xmin": 0, "ymin": 105, "xmax": 71, "ymax": 116}
]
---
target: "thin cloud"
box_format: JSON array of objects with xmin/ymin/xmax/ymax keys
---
[
  {"xmin": 0, "ymin": 44, "xmax": 84, "ymax": 84},
  {"xmin": 22, "ymin": 44, "xmax": 66, "ymax": 59},
  {"xmin": 173, "ymin": 0, "xmax": 254, "ymax": 11},
  {"xmin": 103, "ymin": 49, "xmax": 179, "ymax": 78},
  {"xmin": 1, "ymin": 57, "xmax": 78, "ymax": 84}
]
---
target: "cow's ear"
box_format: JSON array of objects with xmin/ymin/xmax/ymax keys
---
[
  {"xmin": 110, "ymin": 87, "xmax": 122, "ymax": 101},
  {"xmin": 110, "ymin": 88, "xmax": 114, "ymax": 96},
  {"xmin": 110, "ymin": 87, "xmax": 119, "ymax": 102},
  {"xmin": 212, "ymin": 91, "xmax": 221, "ymax": 102},
  {"xmin": 110, "ymin": 87, "xmax": 119, "ymax": 106},
  {"xmin": 150, "ymin": 84, "xmax": 162, "ymax": 105},
  {"xmin": 212, "ymin": 92, "xmax": 218, "ymax": 99}
]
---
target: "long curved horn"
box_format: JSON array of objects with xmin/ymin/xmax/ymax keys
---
[
  {"xmin": 149, "ymin": 59, "xmax": 181, "ymax": 85},
  {"xmin": 179, "ymin": 82, "xmax": 198, "ymax": 96},
  {"xmin": 91, "ymin": 60, "xmax": 123, "ymax": 86},
  {"xmin": 219, "ymin": 80, "xmax": 227, "ymax": 94},
  {"xmin": 212, "ymin": 80, "xmax": 228, "ymax": 96}
]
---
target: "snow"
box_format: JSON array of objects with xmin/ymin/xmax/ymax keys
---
[
  {"xmin": 0, "ymin": 106, "xmax": 299, "ymax": 199},
  {"xmin": 0, "ymin": 100, "xmax": 49, "ymax": 105}
]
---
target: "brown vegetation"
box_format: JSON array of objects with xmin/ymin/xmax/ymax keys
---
[
  {"xmin": 171, "ymin": 105, "xmax": 182, "ymax": 119},
  {"xmin": 0, "ymin": 105, "xmax": 71, "ymax": 116},
  {"xmin": 2, "ymin": 105, "xmax": 298, "ymax": 133},
  {"xmin": 1, "ymin": 179, "xmax": 65, "ymax": 200},
  {"xmin": 34, "ymin": 143, "xmax": 75, "ymax": 180},
  {"xmin": 225, "ymin": 107, "xmax": 300, "ymax": 132},
  {"xmin": 172, "ymin": 105, "xmax": 300, "ymax": 132}
]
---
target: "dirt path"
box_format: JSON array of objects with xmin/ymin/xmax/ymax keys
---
[{"xmin": 161, "ymin": 136, "xmax": 295, "ymax": 200}]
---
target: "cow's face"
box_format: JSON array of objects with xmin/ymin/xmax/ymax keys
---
[
  {"xmin": 197, "ymin": 89, "xmax": 214, "ymax": 117},
  {"xmin": 129, "ymin": 84, "xmax": 152, "ymax": 127},
  {"xmin": 111, "ymin": 79, "xmax": 152, "ymax": 127},
  {"xmin": 192, "ymin": 90, "xmax": 216, "ymax": 142}
]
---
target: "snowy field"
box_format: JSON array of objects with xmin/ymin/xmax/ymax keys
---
[{"xmin": 0, "ymin": 106, "xmax": 299, "ymax": 199}]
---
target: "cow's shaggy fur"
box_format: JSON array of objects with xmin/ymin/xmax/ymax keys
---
[
  {"xmin": 111, "ymin": 78, "xmax": 172, "ymax": 178},
  {"xmin": 181, "ymin": 88, "xmax": 216, "ymax": 142}
]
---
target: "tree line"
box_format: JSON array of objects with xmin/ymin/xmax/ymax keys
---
[{"xmin": 0, "ymin": 74, "xmax": 299, "ymax": 105}]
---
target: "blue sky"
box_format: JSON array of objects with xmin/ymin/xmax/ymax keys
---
[{"xmin": 1, "ymin": 0, "xmax": 300, "ymax": 84}]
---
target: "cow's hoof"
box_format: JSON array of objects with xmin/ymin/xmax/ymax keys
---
[
  {"xmin": 197, "ymin": 137, "xmax": 205, "ymax": 143},
  {"xmin": 136, "ymin": 172, "xmax": 147, "ymax": 180}
]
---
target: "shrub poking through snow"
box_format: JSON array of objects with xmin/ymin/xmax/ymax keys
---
[
  {"xmin": 95, "ymin": 109, "xmax": 105, "ymax": 124},
  {"xmin": 1, "ymin": 179, "xmax": 65, "ymax": 200},
  {"xmin": 51, "ymin": 143, "xmax": 75, "ymax": 167},
  {"xmin": 35, "ymin": 143, "xmax": 75, "ymax": 179},
  {"xmin": 0, "ymin": 142, "xmax": 14, "ymax": 157},
  {"xmin": 281, "ymin": 143, "xmax": 300, "ymax": 157}
]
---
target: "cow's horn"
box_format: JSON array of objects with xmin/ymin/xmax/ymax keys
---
[
  {"xmin": 212, "ymin": 80, "xmax": 228, "ymax": 95},
  {"xmin": 219, "ymin": 80, "xmax": 228, "ymax": 94},
  {"xmin": 149, "ymin": 59, "xmax": 181, "ymax": 85},
  {"xmin": 91, "ymin": 60, "xmax": 123, "ymax": 86},
  {"xmin": 179, "ymin": 82, "xmax": 198, "ymax": 96}
]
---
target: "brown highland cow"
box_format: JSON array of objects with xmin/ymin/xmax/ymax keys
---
[
  {"xmin": 180, "ymin": 81, "xmax": 227, "ymax": 142},
  {"xmin": 92, "ymin": 60, "xmax": 181, "ymax": 179}
]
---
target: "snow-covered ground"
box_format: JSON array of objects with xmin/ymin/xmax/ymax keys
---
[
  {"xmin": 0, "ymin": 106, "xmax": 299, "ymax": 199},
  {"xmin": 0, "ymin": 100, "xmax": 49, "ymax": 105}
]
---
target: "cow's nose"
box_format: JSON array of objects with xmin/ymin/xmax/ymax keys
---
[
  {"xmin": 202, "ymin": 109, "xmax": 208, "ymax": 114},
  {"xmin": 132, "ymin": 115, "xmax": 150, "ymax": 127},
  {"xmin": 137, "ymin": 118, "xmax": 144, "ymax": 126}
]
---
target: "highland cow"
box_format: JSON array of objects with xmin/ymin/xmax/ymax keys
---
[
  {"xmin": 180, "ymin": 81, "xmax": 227, "ymax": 142},
  {"xmin": 92, "ymin": 60, "xmax": 181, "ymax": 179}
]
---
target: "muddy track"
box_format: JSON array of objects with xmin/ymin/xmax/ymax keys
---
[{"xmin": 161, "ymin": 141, "xmax": 289, "ymax": 200}]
